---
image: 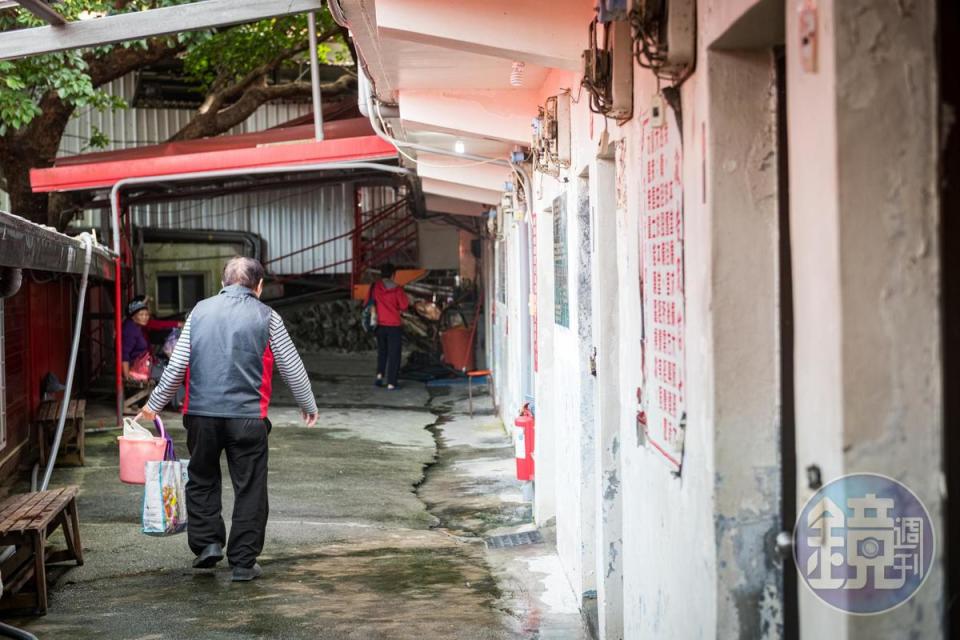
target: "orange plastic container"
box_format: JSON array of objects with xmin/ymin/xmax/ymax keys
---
[
  {"xmin": 441, "ymin": 326, "xmax": 475, "ymax": 371},
  {"xmin": 118, "ymin": 420, "xmax": 167, "ymax": 485}
]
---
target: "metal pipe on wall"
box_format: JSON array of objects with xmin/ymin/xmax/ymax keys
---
[
  {"xmin": 307, "ymin": 12, "xmax": 325, "ymax": 141},
  {"xmin": 108, "ymin": 161, "xmax": 412, "ymax": 426},
  {"xmin": 40, "ymin": 234, "xmax": 94, "ymax": 491}
]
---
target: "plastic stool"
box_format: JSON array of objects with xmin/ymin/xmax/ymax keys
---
[{"xmin": 467, "ymin": 370, "xmax": 492, "ymax": 417}]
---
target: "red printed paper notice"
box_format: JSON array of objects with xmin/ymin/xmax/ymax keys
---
[{"xmin": 639, "ymin": 108, "xmax": 685, "ymax": 472}]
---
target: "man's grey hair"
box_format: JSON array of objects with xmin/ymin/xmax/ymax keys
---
[{"xmin": 222, "ymin": 256, "xmax": 265, "ymax": 290}]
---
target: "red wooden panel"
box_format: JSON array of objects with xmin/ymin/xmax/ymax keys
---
[
  {"xmin": 4, "ymin": 286, "xmax": 30, "ymax": 443},
  {"xmin": 1, "ymin": 278, "xmax": 76, "ymax": 480},
  {"xmin": 26, "ymin": 279, "xmax": 74, "ymax": 416}
]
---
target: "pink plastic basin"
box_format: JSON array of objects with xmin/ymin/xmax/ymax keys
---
[{"xmin": 118, "ymin": 436, "xmax": 166, "ymax": 484}]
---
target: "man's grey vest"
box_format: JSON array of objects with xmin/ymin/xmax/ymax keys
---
[{"xmin": 185, "ymin": 285, "xmax": 273, "ymax": 418}]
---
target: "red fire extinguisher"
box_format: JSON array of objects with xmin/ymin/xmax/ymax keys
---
[{"xmin": 514, "ymin": 407, "xmax": 535, "ymax": 481}]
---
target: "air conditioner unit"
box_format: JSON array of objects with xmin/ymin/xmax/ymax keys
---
[{"xmin": 531, "ymin": 94, "xmax": 571, "ymax": 177}]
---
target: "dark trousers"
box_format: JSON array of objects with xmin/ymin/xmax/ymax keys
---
[
  {"xmin": 376, "ymin": 325, "xmax": 403, "ymax": 386},
  {"xmin": 184, "ymin": 415, "xmax": 270, "ymax": 569}
]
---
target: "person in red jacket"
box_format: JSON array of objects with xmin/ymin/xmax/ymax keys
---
[{"xmin": 371, "ymin": 263, "xmax": 409, "ymax": 389}]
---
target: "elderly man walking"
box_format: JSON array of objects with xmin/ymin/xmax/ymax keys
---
[{"xmin": 141, "ymin": 257, "xmax": 318, "ymax": 581}]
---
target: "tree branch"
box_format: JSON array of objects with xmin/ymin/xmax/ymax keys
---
[
  {"xmin": 169, "ymin": 72, "xmax": 356, "ymax": 141},
  {"xmin": 170, "ymin": 26, "xmax": 346, "ymax": 141},
  {"xmin": 85, "ymin": 38, "xmax": 185, "ymax": 87}
]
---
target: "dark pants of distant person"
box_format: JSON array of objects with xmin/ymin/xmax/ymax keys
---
[
  {"xmin": 184, "ymin": 415, "xmax": 271, "ymax": 569},
  {"xmin": 376, "ymin": 325, "xmax": 403, "ymax": 386}
]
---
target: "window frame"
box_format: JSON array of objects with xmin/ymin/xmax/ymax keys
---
[{"xmin": 155, "ymin": 272, "xmax": 206, "ymax": 315}]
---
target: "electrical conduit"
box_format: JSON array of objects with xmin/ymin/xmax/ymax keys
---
[{"xmin": 39, "ymin": 233, "xmax": 94, "ymax": 491}]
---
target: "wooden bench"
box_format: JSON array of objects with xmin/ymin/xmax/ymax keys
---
[
  {"xmin": 35, "ymin": 399, "xmax": 86, "ymax": 467},
  {"xmin": 0, "ymin": 487, "xmax": 83, "ymax": 615},
  {"xmin": 123, "ymin": 379, "xmax": 155, "ymax": 415}
]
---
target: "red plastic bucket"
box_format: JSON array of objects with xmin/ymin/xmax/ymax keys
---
[{"xmin": 441, "ymin": 326, "xmax": 475, "ymax": 371}]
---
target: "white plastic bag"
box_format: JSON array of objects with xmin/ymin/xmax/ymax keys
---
[
  {"xmin": 142, "ymin": 459, "xmax": 189, "ymax": 536},
  {"xmin": 123, "ymin": 417, "xmax": 155, "ymax": 441}
]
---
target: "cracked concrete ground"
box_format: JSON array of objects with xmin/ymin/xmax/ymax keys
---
[{"xmin": 9, "ymin": 352, "xmax": 586, "ymax": 639}]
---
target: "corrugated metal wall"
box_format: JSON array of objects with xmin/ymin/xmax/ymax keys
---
[
  {"xmin": 130, "ymin": 183, "xmax": 398, "ymax": 275},
  {"xmin": 59, "ymin": 74, "xmax": 311, "ymax": 157}
]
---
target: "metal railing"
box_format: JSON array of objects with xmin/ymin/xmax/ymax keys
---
[{"xmin": 265, "ymin": 197, "xmax": 418, "ymax": 288}]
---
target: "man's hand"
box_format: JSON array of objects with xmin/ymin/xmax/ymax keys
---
[
  {"xmin": 302, "ymin": 411, "xmax": 318, "ymax": 427},
  {"xmin": 138, "ymin": 407, "xmax": 158, "ymax": 422}
]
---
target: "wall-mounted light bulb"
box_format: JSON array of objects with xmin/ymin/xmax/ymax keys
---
[{"xmin": 454, "ymin": 140, "xmax": 466, "ymax": 154}]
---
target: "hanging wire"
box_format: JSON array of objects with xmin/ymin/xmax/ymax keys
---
[
  {"xmin": 373, "ymin": 107, "xmax": 508, "ymax": 169},
  {"xmin": 629, "ymin": 5, "xmax": 693, "ymax": 86},
  {"xmin": 580, "ymin": 16, "xmax": 615, "ymax": 117}
]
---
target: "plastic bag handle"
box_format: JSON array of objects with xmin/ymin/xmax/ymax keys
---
[
  {"xmin": 154, "ymin": 416, "xmax": 177, "ymax": 462},
  {"xmin": 152, "ymin": 416, "xmax": 166, "ymax": 440},
  {"xmin": 123, "ymin": 416, "xmax": 156, "ymax": 440}
]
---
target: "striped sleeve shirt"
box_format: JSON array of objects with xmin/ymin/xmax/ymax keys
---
[{"xmin": 146, "ymin": 311, "xmax": 318, "ymax": 415}]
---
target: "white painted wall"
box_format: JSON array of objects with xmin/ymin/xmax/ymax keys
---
[
  {"xmin": 788, "ymin": 1, "xmax": 942, "ymax": 638},
  {"xmin": 481, "ymin": 1, "xmax": 944, "ymax": 638}
]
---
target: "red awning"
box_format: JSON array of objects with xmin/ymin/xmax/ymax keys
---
[{"xmin": 30, "ymin": 117, "xmax": 397, "ymax": 193}]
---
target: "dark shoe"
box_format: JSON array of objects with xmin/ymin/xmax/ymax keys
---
[
  {"xmin": 231, "ymin": 563, "xmax": 263, "ymax": 582},
  {"xmin": 192, "ymin": 543, "xmax": 224, "ymax": 569},
  {"xmin": 374, "ymin": 377, "xmax": 384, "ymax": 387}
]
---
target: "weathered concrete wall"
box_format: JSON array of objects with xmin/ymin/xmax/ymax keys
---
[
  {"xmin": 417, "ymin": 219, "xmax": 460, "ymax": 270},
  {"xmin": 482, "ymin": 1, "xmax": 945, "ymax": 638},
  {"xmin": 613, "ymin": 65, "xmax": 722, "ymax": 640},
  {"xmin": 789, "ymin": 0, "xmax": 943, "ymax": 638},
  {"xmin": 707, "ymin": 48, "xmax": 783, "ymax": 639},
  {"xmin": 533, "ymin": 171, "xmax": 591, "ymax": 598},
  {"xmin": 590, "ymin": 154, "xmax": 623, "ymax": 640}
]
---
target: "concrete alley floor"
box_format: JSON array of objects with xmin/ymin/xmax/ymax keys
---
[{"xmin": 11, "ymin": 352, "xmax": 587, "ymax": 639}]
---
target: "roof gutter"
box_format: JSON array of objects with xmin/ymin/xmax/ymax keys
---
[
  {"xmin": 108, "ymin": 161, "xmax": 411, "ymax": 256},
  {"xmin": 0, "ymin": 209, "xmax": 114, "ymax": 280}
]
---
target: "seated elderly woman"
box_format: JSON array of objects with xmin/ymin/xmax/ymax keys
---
[{"xmin": 121, "ymin": 298, "xmax": 154, "ymax": 382}]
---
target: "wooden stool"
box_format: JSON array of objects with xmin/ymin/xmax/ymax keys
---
[
  {"xmin": 36, "ymin": 399, "xmax": 86, "ymax": 467},
  {"xmin": 0, "ymin": 486, "xmax": 84, "ymax": 615},
  {"xmin": 467, "ymin": 370, "xmax": 492, "ymax": 417}
]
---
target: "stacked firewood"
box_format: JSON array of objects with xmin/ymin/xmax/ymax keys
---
[{"xmin": 285, "ymin": 299, "xmax": 377, "ymax": 352}]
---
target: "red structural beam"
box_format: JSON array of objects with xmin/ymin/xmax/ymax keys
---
[{"xmin": 30, "ymin": 135, "xmax": 397, "ymax": 193}]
